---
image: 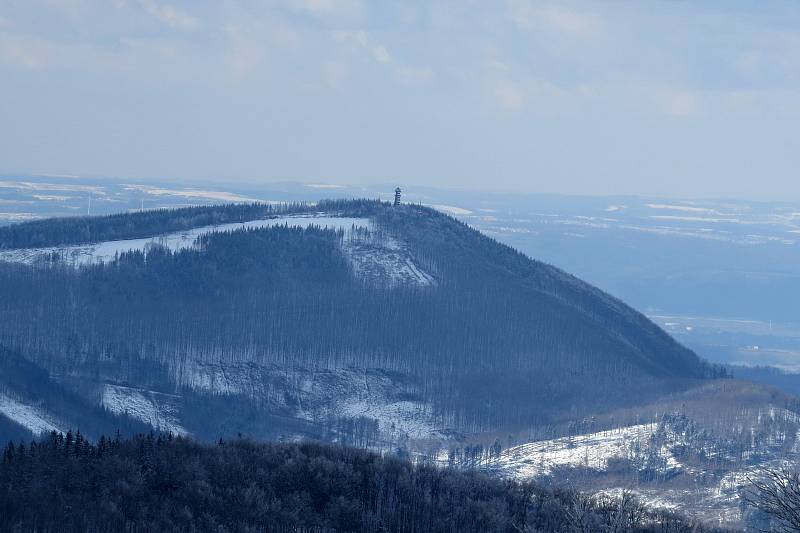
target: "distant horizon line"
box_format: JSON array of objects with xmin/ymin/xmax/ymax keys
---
[{"xmin": 1, "ymin": 171, "xmax": 797, "ymax": 205}]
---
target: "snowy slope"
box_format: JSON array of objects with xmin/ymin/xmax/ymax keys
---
[
  {"xmin": 488, "ymin": 424, "xmax": 663, "ymax": 477},
  {"xmin": 341, "ymin": 230, "xmax": 436, "ymax": 287},
  {"xmin": 179, "ymin": 362, "xmax": 444, "ymax": 442},
  {"xmin": 0, "ymin": 393, "xmax": 63, "ymax": 436},
  {"xmin": 101, "ymin": 384, "xmax": 187, "ymax": 436},
  {"xmin": 483, "ymin": 410, "xmax": 800, "ymax": 527}
]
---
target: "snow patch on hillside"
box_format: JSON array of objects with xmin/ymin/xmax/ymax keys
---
[
  {"xmin": 491, "ymin": 424, "xmax": 661, "ymax": 478},
  {"xmin": 179, "ymin": 362, "xmax": 443, "ymax": 442},
  {"xmin": 341, "ymin": 230, "xmax": 435, "ymax": 287},
  {"xmin": 101, "ymin": 384, "xmax": 187, "ymax": 436},
  {"xmin": 0, "ymin": 393, "xmax": 63, "ymax": 435}
]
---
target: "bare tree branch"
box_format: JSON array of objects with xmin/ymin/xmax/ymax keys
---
[{"xmin": 744, "ymin": 466, "xmax": 800, "ymax": 533}]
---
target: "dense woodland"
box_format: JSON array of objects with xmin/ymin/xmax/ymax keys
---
[
  {"xmin": 0, "ymin": 200, "xmax": 724, "ymax": 437},
  {"xmin": 0, "ymin": 433, "xmax": 731, "ymax": 532}
]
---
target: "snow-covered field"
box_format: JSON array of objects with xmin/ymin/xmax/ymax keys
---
[{"xmin": 0, "ymin": 393, "xmax": 62, "ymax": 435}]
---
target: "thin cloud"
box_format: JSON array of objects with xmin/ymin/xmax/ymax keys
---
[
  {"xmin": 278, "ymin": 0, "xmax": 363, "ymax": 19},
  {"xmin": 139, "ymin": 0, "xmax": 200, "ymax": 32},
  {"xmin": 494, "ymin": 80, "xmax": 526, "ymax": 110},
  {"xmin": 508, "ymin": 0, "xmax": 603, "ymax": 38},
  {"xmin": 372, "ymin": 45, "xmax": 390, "ymax": 63},
  {"xmin": 658, "ymin": 89, "xmax": 700, "ymax": 117},
  {"xmin": 334, "ymin": 30, "xmax": 391, "ymax": 64},
  {"xmin": 0, "ymin": 35, "xmax": 45, "ymax": 69},
  {"xmin": 223, "ymin": 24, "xmax": 265, "ymax": 78},
  {"xmin": 396, "ymin": 65, "xmax": 434, "ymax": 86}
]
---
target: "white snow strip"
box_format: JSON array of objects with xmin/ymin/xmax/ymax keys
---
[
  {"xmin": 0, "ymin": 393, "xmax": 63, "ymax": 435},
  {"xmin": 645, "ymin": 204, "xmax": 720, "ymax": 214},
  {"xmin": 649, "ymin": 215, "xmax": 740, "ymax": 223},
  {"xmin": 122, "ymin": 184, "xmax": 260, "ymax": 203},
  {"xmin": 430, "ymin": 204, "xmax": 473, "ymax": 216},
  {"xmin": 0, "ymin": 180, "xmax": 106, "ymax": 195},
  {"xmin": 0, "ymin": 212, "xmax": 40, "ymax": 222},
  {"xmin": 31, "ymin": 194, "xmax": 72, "ymax": 201},
  {"xmin": 304, "ymin": 183, "xmax": 345, "ymax": 189}
]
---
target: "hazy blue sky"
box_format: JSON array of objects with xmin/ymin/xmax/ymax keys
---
[{"xmin": 1, "ymin": 1, "xmax": 799, "ymax": 199}]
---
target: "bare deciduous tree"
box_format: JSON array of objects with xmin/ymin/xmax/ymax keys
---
[{"xmin": 745, "ymin": 467, "xmax": 800, "ymax": 533}]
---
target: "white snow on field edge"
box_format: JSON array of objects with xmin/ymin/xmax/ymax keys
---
[
  {"xmin": 0, "ymin": 393, "xmax": 63, "ymax": 435},
  {"xmin": 429, "ymin": 204, "xmax": 473, "ymax": 216},
  {"xmin": 122, "ymin": 184, "xmax": 261, "ymax": 203}
]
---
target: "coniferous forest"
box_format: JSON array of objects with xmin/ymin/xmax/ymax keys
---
[
  {"xmin": 0, "ymin": 432, "xmax": 730, "ymax": 533},
  {"xmin": 0, "ymin": 200, "xmax": 724, "ymax": 440},
  {"xmin": 0, "ymin": 200, "xmax": 778, "ymax": 531}
]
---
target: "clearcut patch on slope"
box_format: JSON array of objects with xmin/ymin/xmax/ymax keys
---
[
  {"xmin": 0, "ymin": 393, "xmax": 63, "ymax": 436},
  {"xmin": 341, "ymin": 229, "xmax": 436, "ymax": 287},
  {"xmin": 178, "ymin": 362, "xmax": 444, "ymax": 442},
  {"xmin": 489, "ymin": 424, "xmax": 664, "ymax": 478},
  {"xmin": 101, "ymin": 384, "xmax": 187, "ymax": 436}
]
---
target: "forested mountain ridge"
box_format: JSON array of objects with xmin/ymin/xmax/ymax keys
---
[{"xmin": 0, "ymin": 200, "xmax": 721, "ymax": 444}]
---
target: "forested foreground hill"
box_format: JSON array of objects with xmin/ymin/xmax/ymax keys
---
[
  {"xmin": 0, "ymin": 434, "xmax": 732, "ymax": 533},
  {"xmin": 0, "ymin": 200, "xmax": 723, "ymax": 442}
]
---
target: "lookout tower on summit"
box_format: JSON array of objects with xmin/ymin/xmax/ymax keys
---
[{"xmin": 394, "ymin": 187, "xmax": 402, "ymax": 206}]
